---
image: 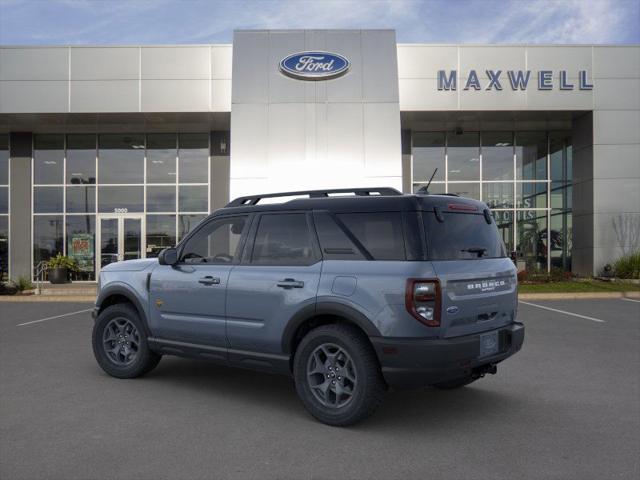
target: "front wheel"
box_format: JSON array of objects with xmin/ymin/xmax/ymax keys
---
[
  {"xmin": 293, "ymin": 324, "xmax": 386, "ymax": 426},
  {"xmin": 92, "ymin": 303, "xmax": 161, "ymax": 378}
]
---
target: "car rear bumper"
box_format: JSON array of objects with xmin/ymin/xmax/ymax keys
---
[{"xmin": 370, "ymin": 323, "xmax": 524, "ymax": 390}]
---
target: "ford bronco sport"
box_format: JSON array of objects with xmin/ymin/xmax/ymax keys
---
[{"xmin": 92, "ymin": 187, "xmax": 524, "ymax": 426}]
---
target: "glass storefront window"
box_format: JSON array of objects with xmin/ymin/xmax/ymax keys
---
[
  {"xmin": 482, "ymin": 132, "xmax": 514, "ymax": 181},
  {"xmin": 448, "ymin": 132, "xmax": 479, "ymax": 181},
  {"xmin": 516, "ymin": 132, "xmax": 547, "ymax": 181},
  {"xmin": 413, "ymin": 182, "xmax": 445, "ymax": 194},
  {"xmin": 34, "ymin": 186, "xmax": 63, "ymax": 213},
  {"xmin": 98, "ymin": 134, "xmax": 144, "ymax": 184},
  {"xmin": 517, "ymin": 182, "xmax": 547, "ymax": 209},
  {"xmin": 447, "ymin": 182, "xmax": 480, "ymax": 200},
  {"xmin": 34, "ymin": 135, "xmax": 64, "ymax": 185},
  {"xmin": 0, "ymin": 187, "xmax": 7, "ymax": 214},
  {"xmin": 98, "ymin": 186, "xmax": 144, "ymax": 213},
  {"xmin": 0, "ymin": 134, "xmax": 8, "ymax": 185},
  {"xmin": 147, "ymin": 186, "xmax": 176, "ymax": 213},
  {"xmin": 517, "ymin": 210, "xmax": 548, "ymax": 272},
  {"xmin": 492, "ymin": 210, "xmax": 514, "ymax": 254},
  {"xmin": 0, "ymin": 216, "xmax": 8, "ymax": 279},
  {"xmin": 34, "ymin": 215, "xmax": 64, "ymax": 267},
  {"xmin": 147, "ymin": 134, "xmax": 177, "ymax": 184},
  {"xmin": 66, "ymin": 185, "xmax": 96, "ymax": 213},
  {"xmin": 146, "ymin": 214, "xmax": 176, "ymax": 258},
  {"xmin": 179, "ymin": 185, "xmax": 208, "ymax": 212},
  {"xmin": 413, "ymin": 132, "xmax": 445, "ymax": 182},
  {"xmin": 178, "ymin": 133, "xmax": 209, "ymax": 184},
  {"xmin": 550, "ymin": 209, "xmax": 572, "ymax": 271},
  {"xmin": 178, "ymin": 214, "xmax": 206, "ymax": 240},
  {"xmin": 483, "ymin": 182, "xmax": 514, "ymax": 209},
  {"xmin": 66, "ymin": 134, "xmax": 96, "ymax": 184},
  {"xmin": 66, "ymin": 215, "xmax": 96, "ymax": 281}
]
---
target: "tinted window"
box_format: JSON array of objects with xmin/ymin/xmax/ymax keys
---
[
  {"xmin": 181, "ymin": 216, "xmax": 247, "ymax": 264},
  {"xmin": 251, "ymin": 214, "xmax": 315, "ymax": 266},
  {"xmin": 66, "ymin": 134, "xmax": 96, "ymax": 184},
  {"xmin": 98, "ymin": 134, "xmax": 144, "ymax": 184},
  {"xmin": 34, "ymin": 135, "xmax": 64, "ymax": 185},
  {"xmin": 313, "ymin": 212, "xmax": 365, "ymax": 260},
  {"xmin": 424, "ymin": 212, "xmax": 506, "ymax": 260},
  {"xmin": 337, "ymin": 212, "xmax": 405, "ymax": 261}
]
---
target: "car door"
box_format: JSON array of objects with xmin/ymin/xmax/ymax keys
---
[
  {"xmin": 226, "ymin": 212, "xmax": 322, "ymax": 370},
  {"xmin": 148, "ymin": 214, "xmax": 251, "ymax": 351}
]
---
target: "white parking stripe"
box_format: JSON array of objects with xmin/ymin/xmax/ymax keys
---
[
  {"xmin": 519, "ymin": 301, "xmax": 605, "ymax": 323},
  {"xmin": 621, "ymin": 298, "xmax": 640, "ymax": 304},
  {"xmin": 17, "ymin": 308, "xmax": 93, "ymax": 327}
]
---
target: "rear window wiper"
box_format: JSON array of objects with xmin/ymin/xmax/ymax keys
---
[{"xmin": 461, "ymin": 247, "xmax": 487, "ymax": 258}]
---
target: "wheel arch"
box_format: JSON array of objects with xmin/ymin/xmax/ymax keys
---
[{"xmin": 96, "ymin": 285, "xmax": 151, "ymax": 337}]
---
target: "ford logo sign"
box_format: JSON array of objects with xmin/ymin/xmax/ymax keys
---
[{"xmin": 279, "ymin": 51, "xmax": 350, "ymax": 81}]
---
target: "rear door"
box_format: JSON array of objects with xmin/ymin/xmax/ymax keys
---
[
  {"xmin": 423, "ymin": 210, "xmax": 518, "ymax": 339},
  {"xmin": 225, "ymin": 212, "xmax": 322, "ymax": 366}
]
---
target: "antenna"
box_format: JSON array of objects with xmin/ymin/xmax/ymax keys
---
[{"xmin": 418, "ymin": 168, "xmax": 438, "ymax": 194}]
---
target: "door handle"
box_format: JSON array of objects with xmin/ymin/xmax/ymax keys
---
[
  {"xmin": 277, "ymin": 278, "xmax": 304, "ymax": 289},
  {"xmin": 198, "ymin": 276, "xmax": 221, "ymax": 286}
]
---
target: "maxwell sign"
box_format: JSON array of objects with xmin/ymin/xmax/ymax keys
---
[
  {"xmin": 437, "ymin": 69, "xmax": 593, "ymax": 91},
  {"xmin": 279, "ymin": 52, "xmax": 350, "ymax": 80}
]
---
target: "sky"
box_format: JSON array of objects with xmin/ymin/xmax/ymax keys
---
[{"xmin": 0, "ymin": 0, "xmax": 638, "ymax": 45}]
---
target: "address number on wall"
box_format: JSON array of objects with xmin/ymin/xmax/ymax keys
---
[{"xmin": 114, "ymin": 208, "xmax": 129, "ymax": 214}]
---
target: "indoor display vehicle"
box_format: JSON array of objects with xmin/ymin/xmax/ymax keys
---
[{"xmin": 92, "ymin": 187, "xmax": 524, "ymax": 426}]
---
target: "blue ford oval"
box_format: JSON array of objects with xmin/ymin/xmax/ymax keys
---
[{"xmin": 279, "ymin": 51, "xmax": 350, "ymax": 80}]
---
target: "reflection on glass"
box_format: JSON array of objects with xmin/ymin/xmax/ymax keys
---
[
  {"xmin": 147, "ymin": 134, "xmax": 177, "ymax": 184},
  {"xmin": 34, "ymin": 186, "xmax": 63, "ymax": 213},
  {"xmin": 413, "ymin": 182, "xmax": 445, "ymax": 195},
  {"xmin": 146, "ymin": 215, "xmax": 176, "ymax": 258},
  {"xmin": 66, "ymin": 134, "xmax": 96, "ymax": 184},
  {"xmin": 98, "ymin": 134, "xmax": 144, "ymax": 184},
  {"xmin": 0, "ymin": 187, "xmax": 7, "ymax": 214},
  {"xmin": 123, "ymin": 218, "xmax": 141, "ymax": 261},
  {"xmin": 492, "ymin": 210, "xmax": 514, "ymax": 253},
  {"xmin": 551, "ymin": 182, "xmax": 571, "ymax": 210},
  {"xmin": 516, "ymin": 132, "xmax": 547, "ymax": 181},
  {"xmin": 34, "ymin": 135, "xmax": 64, "ymax": 185},
  {"xmin": 178, "ymin": 133, "xmax": 209, "ymax": 183},
  {"xmin": 0, "ymin": 134, "xmax": 8, "ymax": 185},
  {"xmin": 447, "ymin": 182, "xmax": 480, "ymax": 200},
  {"xmin": 448, "ymin": 132, "xmax": 479, "ymax": 181},
  {"xmin": 517, "ymin": 210, "xmax": 547, "ymax": 271},
  {"xmin": 33, "ymin": 215, "xmax": 64, "ymax": 270},
  {"xmin": 550, "ymin": 209, "xmax": 572, "ymax": 271},
  {"xmin": 98, "ymin": 186, "xmax": 143, "ymax": 213},
  {"xmin": 146, "ymin": 186, "xmax": 176, "ymax": 212},
  {"xmin": 179, "ymin": 185, "xmax": 208, "ymax": 212},
  {"xmin": 482, "ymin": 132, "xmax": 514, "ymax": 181},
  {"xmin": 550, "ymin": 132, "xmax": 572, "ymax": 183},
  {"xmin": 0, "ymin": 216, "xmax": 8, "ymax": 280},
  {"xmin": 100, "ymin": 218, "xmax": 118, "ymax": 267},
  {"xmin": 413, "ymin": 133, "xmax": 445, "ymax": 182},
  {"xmin": 517, "ymin": 182, "xmax": 547, "ymax": 209},
  {"xmin": 66, "ymin": 186, "xmax": 96, "ymax": 213},
  {"xmin": 179, "ymin": 214, "xmax": 206, "ymax": 240},
  {"xmin": 483, "ymin": 182, "xmax": 514, "ymax": 209},
  {"xmin": 66, "ymin": 215, "xmax": 95, "ymax": 280}
]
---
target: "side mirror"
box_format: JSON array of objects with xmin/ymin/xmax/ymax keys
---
[{"xmin": 158, "ymin": 247, "xmax": 178, "ymax": 266}]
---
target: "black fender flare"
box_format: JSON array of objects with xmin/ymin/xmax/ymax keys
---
[
  {"xmin": 95, "ymin": 284, "xmax": 151, "ymax": 337},
  {"xmin": 281, "ymin": 300, "xmax": 381, "ymax": 354}
]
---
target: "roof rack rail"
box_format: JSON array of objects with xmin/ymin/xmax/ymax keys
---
[{"xmin": 226, "ymin": 187, "xmax": 402, "ymax": 207}]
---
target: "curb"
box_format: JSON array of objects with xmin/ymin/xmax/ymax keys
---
[{"xmin": 519, "ymin": 291, "xmax": 640, "ymax": 300}]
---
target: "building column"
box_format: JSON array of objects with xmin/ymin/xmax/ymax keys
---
[
  {"xmin": 210, "ymin": 131, "xmax": 230, "ymax": 211},
  {"xmin": 9, "ymin": 132, "xmax": 32, "ymax": 279}
]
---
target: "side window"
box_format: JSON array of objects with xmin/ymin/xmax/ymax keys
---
[
  {"xmin": 337, "ymin": 212, "xmax": 406, "ymax": 260},
  {"xmin": 313, "ymin": 212, "xmax": 365, "ymax": 260},
  {"xmin": 180, "ymin": 215, "xmax": 248, "ymax": 264},
  {"xmin": 251, "ymin": 213, "xmax": 316, "ymax": 266}
]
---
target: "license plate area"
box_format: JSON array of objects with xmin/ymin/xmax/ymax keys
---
[{"xmin": 479, "ymin": 331, "xmax": 499, "ymax": 358}]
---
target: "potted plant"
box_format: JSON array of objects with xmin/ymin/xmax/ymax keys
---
[{"xmin": 47, "ymin": 254, "xmax": 78, "ymax": 284}]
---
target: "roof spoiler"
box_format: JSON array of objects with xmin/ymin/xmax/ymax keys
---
[{"xmin": 226, "ymin": 187, "xmax": 402, "ymax": 207}]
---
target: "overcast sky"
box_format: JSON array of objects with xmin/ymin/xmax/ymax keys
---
[{"xmin": 0, "ymin": 0, "xmax": 638, "ymax": 45}]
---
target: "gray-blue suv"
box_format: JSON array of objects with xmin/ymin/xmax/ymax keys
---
[{"xmin": 92, "ymin": 188, "xmax": 524, "ymax": 426}]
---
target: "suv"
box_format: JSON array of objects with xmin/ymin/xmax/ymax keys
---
[{"xmin": 92, "ymin": 187, "xmax": 524, "ymax": 426}]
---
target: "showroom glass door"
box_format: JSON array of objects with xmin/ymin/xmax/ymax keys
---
[{"xmin": 98, "ymin": 215, "xmax": 144, "ymax": 271}]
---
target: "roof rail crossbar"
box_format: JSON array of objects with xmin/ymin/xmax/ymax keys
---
[{"xmin": 226, "ymin": 187, "xmax": 402, "ymax": 207}]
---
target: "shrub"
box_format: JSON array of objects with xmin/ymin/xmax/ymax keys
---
[
  {"xmin": 613, "ymin": 251, "xmax": 640, "ymax": 279},
  {"xmin": 14, "ymin": 276, "xmax": 34, "ymax": 291}
]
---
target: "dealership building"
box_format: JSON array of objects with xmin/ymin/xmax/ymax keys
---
[{"xmin": 0, "ymin": 29, "xmax": 638, "ymax": 282}]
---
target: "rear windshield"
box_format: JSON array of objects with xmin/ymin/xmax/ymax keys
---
[{"xmin": 423, "ymin": 212, "xmax": 506, "ymax": 260}]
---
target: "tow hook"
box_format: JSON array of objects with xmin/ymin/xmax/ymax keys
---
[{"xmin": 471, "ymin": 363, "xmax": 497, "ymax": 379}]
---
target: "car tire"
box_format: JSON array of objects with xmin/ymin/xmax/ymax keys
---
[
  {"xmin": 293, "ymin": 324, "xmax": 386, "ymax": 426},
  {"xmin": 92, "ymin": 303, "xmax": 161, "ymax": 379},
  {"xmin": 432, "ymin": 376, "xmax": 477, "ymax": 390}
]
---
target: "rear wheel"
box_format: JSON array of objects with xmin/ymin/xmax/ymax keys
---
[
  {"xmin": 293, "ymin": 324, "xmax": 385, "ymax": 426},
  {"xmin": 92, "ymin": 303, "xmax": 161, "ymax": 378}
]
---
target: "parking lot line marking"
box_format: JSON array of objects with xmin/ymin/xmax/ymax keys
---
[
  {"xmin": 17, "ymin": 308, "xmax": 93, "ymax": 327},
  {"xmin": 621, "ymin": 298, "xmax": 640, "ymax": 304},
  {"xmin": 519, "ymin": 301, "xmax": 605, "ymax": 323}
]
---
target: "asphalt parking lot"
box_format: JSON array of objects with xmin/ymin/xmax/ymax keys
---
[{"xmin": 1, "ymin": 298, "xmax": 638, "ymax": 480}]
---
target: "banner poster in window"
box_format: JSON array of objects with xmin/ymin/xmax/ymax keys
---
[{"xmin": 69, "ymin": 233, "xmax": 94, "ymax": 272}]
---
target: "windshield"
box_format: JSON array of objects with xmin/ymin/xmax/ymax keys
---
[{"xmin": 423, "ymin": 212, "xmax": 506, "ymax": 260}]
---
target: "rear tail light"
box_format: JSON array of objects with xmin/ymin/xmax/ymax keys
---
[{"xmin": 406, "ymin": 279, "xmax": 441, "ymax": 327}]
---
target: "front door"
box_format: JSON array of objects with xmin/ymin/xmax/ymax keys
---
[{"xmin": 98, "ymin": 215, "xmax": 144, "ymax": 270}]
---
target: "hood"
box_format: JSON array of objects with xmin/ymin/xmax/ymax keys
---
[{"xmin": 101, "ymin": 258, "xmax": 158, "ymax": 272}]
